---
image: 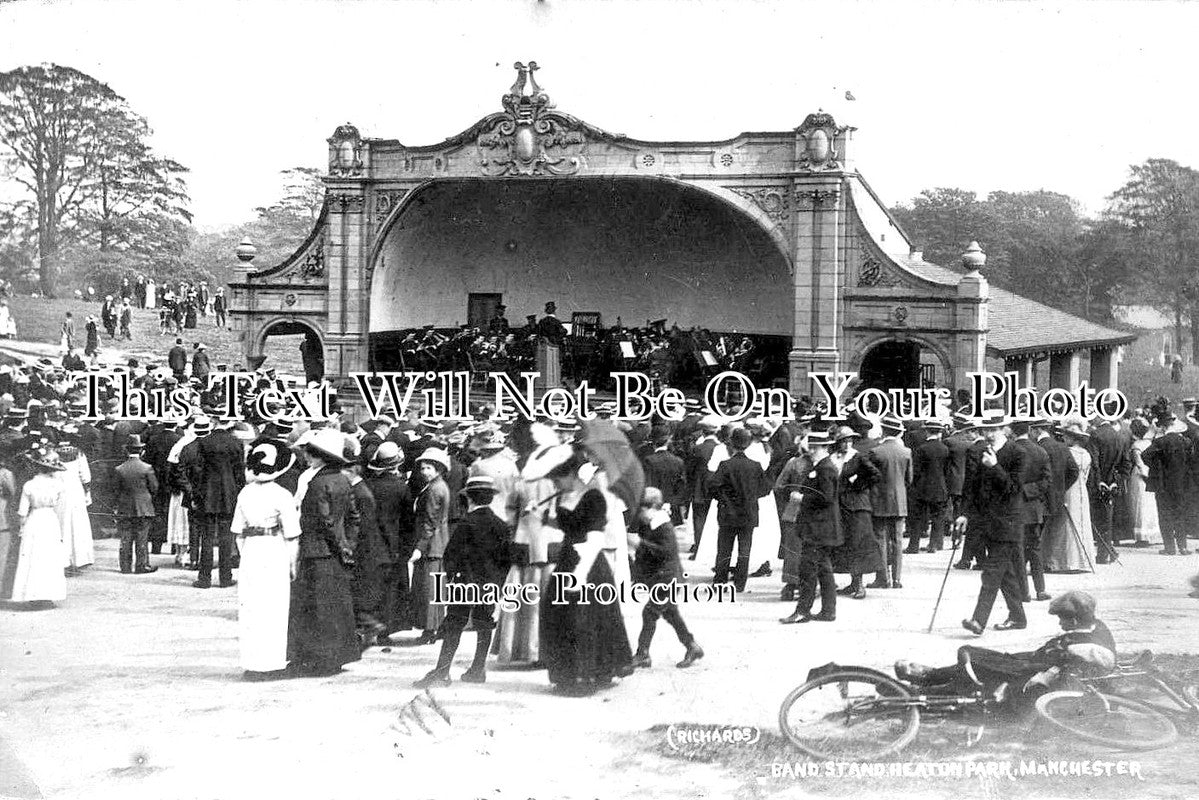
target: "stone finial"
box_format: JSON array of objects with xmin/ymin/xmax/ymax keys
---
[
  {"xmin": 961, "ymin": 241, "xmax": 986, "ymax": 273},
  {"xmin": 235, "ymin": 239, "xmax": 257, "ymax": 264}
]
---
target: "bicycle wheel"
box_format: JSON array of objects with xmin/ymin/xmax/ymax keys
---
[
  {"xmin": 779, "ymin": 669, "xmax": 920, "ymax": 759},
  {"xmin": 1036, "ymin": 690, "xmax": 1179, "ymax": 751}
]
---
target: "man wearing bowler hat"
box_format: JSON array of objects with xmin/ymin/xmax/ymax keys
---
[{"xmin": 114, "ymin": 435, "xmax": 159, "ymax": 575}]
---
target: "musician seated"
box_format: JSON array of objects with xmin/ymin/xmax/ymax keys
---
[{"xmin": 894, "ymin": 591, "xmax": 1116, "ymax": 704}]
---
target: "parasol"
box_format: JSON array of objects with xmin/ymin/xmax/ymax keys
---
[{"xmin": 577, "ymin": 418, "xmax": 644, "ymax": 517}]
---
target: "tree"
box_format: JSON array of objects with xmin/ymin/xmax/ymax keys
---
[
  {"xmin": 1106, "ymin": 159, "xmax": 1199, "ymax": 362},
  {"xmin": 889, "ymin": 187, "xmax": 996, "ymax": 270},
  {"xmin": 0, "ymin": 64, "xmax": 190, "ymax": 296}
]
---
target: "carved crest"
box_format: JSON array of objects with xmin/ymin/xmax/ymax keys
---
[
  {"xmin": 328, "ymin": 123, "xmax": 364, "ymax": 177},
  {"xmin": 796, "ymin": 110, "xmax": 848, "ymax": 172},
  {"xmin": 476, "ymin": 62, "xmax": 586, "ymax": 176}
]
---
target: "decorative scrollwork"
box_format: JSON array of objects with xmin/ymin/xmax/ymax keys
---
[
  {"xmin": 299, "ymin": 235, "xmax": 325, "ymax": 279},
  {"xmin": 475, "ymin": 62, "xmax": 586, "ymax": 176},
  {"xmin": 728, "ymin": 187, "xmax": 790, "ymax": 224},
  {"xmin": 374, "ymin": 189, "xmax": 409, "ymax": 226},
  {"xmin": 858, "ymin": 255, "xmax": 903, "ymax": 288},
  {"xmin": 794, "ymin": 188, "xmax": 840, "ymax": 210},
  {"xmin": 329, "ymin": 193, "xmax": 365, "ymax": 212}
]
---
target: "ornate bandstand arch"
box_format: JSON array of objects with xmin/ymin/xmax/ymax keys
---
[{"xmin": 229, "ymin": 62, "xmax": 1133, "ymax": 395}]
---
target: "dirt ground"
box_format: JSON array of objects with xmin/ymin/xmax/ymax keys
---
[{"xmin": 2, "ymin": 526, "xmax": 1198, "ymax": 800}]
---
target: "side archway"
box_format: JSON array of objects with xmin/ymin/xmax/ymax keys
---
[
  {"xmin": 251, "ymin": 317, "xmax": 326, "ymax": 384},
  {"xmin": 849, "ymin": 333, "xmax": 955, "ymax": 393}
]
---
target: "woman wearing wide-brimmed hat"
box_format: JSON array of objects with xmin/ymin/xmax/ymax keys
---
[
  {"xmin": 288, "ymin": 429, "xmax": 359, "ymax": 676},
  {"xmin": 231, "ymin": 440, "xmax": 301, "ymax": 680},
  {"xmin": 1044, "ymin": 420, "xmax": 1095, "ymax": 574},
  {"xmin": 10, "ymin": 447, "xmax": 66, "ymax": 606},
  {"xmin": 409, "ymin": 447, "xmax": 452, "ymax": 645}
]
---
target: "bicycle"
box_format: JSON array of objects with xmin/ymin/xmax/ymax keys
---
[
  {"xmin": 1034, "ymin": 650, "xmax": 1199, "ymax": 750},
  {"xmin": 777, "ymin": 662, "xmax": 1002, "ymax": 760},
  {"xmin": 779, "ymin": 653, "xmax": 1198, "ymax": 760}
]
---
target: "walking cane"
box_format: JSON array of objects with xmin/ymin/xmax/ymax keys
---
[{"xmin": 926, "ymin": 525, "xmax": 963, "ymax": 633}]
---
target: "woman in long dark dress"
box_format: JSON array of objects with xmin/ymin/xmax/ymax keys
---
[
  {"xmin": 288, "ymin": 429, "xmax": 360, "ymax": 676},
  {"xmin": 540, "ymin": 489, "xmax": 633, "ymax": 696},
  {"xmin": 830, "ymin": 426, "xmax": 884, "ymax": 599}
]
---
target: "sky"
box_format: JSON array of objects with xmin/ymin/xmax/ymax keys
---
[{"xmin": 2, "ymin": 0, "xmax": 1199, "ymax": 229}]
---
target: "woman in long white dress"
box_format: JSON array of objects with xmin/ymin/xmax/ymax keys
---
[
  {"xmin": 1127, "ymin": 418, "xmax": 1160, "ymax": 547},
  {"xmin": 11, "ymin": 449, "xmax": 67, "ymax": 606},
  {"xmin": 1044, "ymin": 424, "xmax": 1096, "ymax": 574},
  {"xmin": 166, "ymin": 420, "xmax": 198, "ymax": 567},
  {"xmin": 57, "ymin": 440, "xmax": 93, "ymax": 574},
  {"xmin": 695, "ymin": 425, "xmax": 780, "ymax": 577},
  {"xmin": 231, "ymin": 441, "xmax": 301, "ymax": 679}
]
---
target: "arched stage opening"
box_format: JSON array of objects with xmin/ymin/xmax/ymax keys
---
[{"xmin": 367, "ymin": 177, "xmax": 793, "ymax": 387}]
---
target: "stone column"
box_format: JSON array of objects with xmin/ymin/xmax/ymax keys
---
[
  {"xmin": 1089, "ymin": 347, "xmax": 1119, "ymax": 390},
  {"xmin": 953, "ymin": 245, "xmax": 988, "ymax": 393},
  {"xmin": 324, "ymin": 189, "xmax": 367, "ymax": 380},
  {"xmin": 1048, "ymin": 350, "xmax": 1081, "ymax": 389},
  {"xmin": 788, "ymin": 182, "xmax": 842, "ymax": 392},
  {"xmin": 1005, "ymin": 355, "xmax": 1035, "ymax": 388}
]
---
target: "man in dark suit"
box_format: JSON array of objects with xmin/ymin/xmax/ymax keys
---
[
  {"xmin": 144, "ymin": 421, "xmax": 181, "ymax": 558},
  {"xmin": 943, "ymin": 415, "xmax": 972, "ymax": 531},
  {"xmin": 957, "ymin": 413, "xmax": 1028, "ymax": 634},
  {"xmin": 167, "ymin": 338, "xmax": 187, "ymax": 381},
  {"xmin": 191, "ymin": 343, "xmax": 211, "ymax": 388},
  {"xmin": 365, "ymin": 442, "xmax": 415, "ymax": 639},
  {"xmin": 907, "ymin": 420, "xmax": 951, "ymax": 553},
  {"xmin": 780, "ymin": 430, "xmax": 841, "ymax": 623},
  {"xmin": 641, "ymin": 428, "xmax": 687, "ymax": 526},
  {"xmin": 868, "ymin": 416, "xmax": 911, "ymax": 589},
  {"xmin": 711, "ymin": 426, "xmax": 770, "ymax": 591},
  {"xmin": 1088, "ymin": 418, "xmax": 1128, "ymax": 564},
  {"xmin": 1143, "ymin": 411, "xmax": 1193, "ymax": 556},
  {"xmin": 1011, "ymin": 420, "xmax": 1052, "ymax": 602},
  {"xmin": 195, "ymin": 419, "xmax": 246, "ymax": 588},
  {"xmin": 687, "ymin": 417, "xmax": 720, "ymax": 556},
  {"xmin": 114, "ymin": 436, "xmax": 159, "ymax": 575}
]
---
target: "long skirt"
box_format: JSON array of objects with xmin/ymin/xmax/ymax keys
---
[
  {"xmin": 540, "ymin": 556, "xmax": 632, "ymax": 687},
  {"xmin": 286, "ymin": 556, "xmax": 360, "ymax": 670},
  {"xmin": 1044, "ymin": 496, "xmax": 1095, "ymax": 573},
  {"xmin": 695, "ymin": 494, "xmax": 783, "ymax": 573},
  {"xmin": 60, "ymin": 482, "xmax": 93, "ymax": 569},
  {"xmin": 832, "ymin": 509, "xmax": 885, "ymax": 575},
  {"xmin": 239, "ymin": 536, "xmax": 291, "ymax": 671},
  {"xmin": 1127, "ymin": 474, "xmax": 1160, "ymax": 544},
  {"xmin": 11, "ymin": 509, "xmax": 66, "ymax": 603},
  {"xmin": 167, "ymin": 493, "xmax": 190, "ymax": 546},
  {"xmin": 491, "ymin": 563, "xmax": 554, "ymax": 664},
  {"xmin": 408, "ymin": 555, "xmax": 447, "ymax": 633}
]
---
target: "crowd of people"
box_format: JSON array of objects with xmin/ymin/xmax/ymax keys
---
[
  {"xmin": 377, "ymin": 301, "xmax": 787, "ymax": 390},
  {"xmin": 1, "ymin": 330, "xmax": 1197, "ymax": 696}
]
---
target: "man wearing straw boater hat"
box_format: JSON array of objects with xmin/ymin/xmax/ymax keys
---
[
  {"xmin": 957, "ymin": 409, "xmax": 1028, "ymax": 635},
  {"xmin": 113, "ymin": 435, "xmax": 159, "ymax": 575}
]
